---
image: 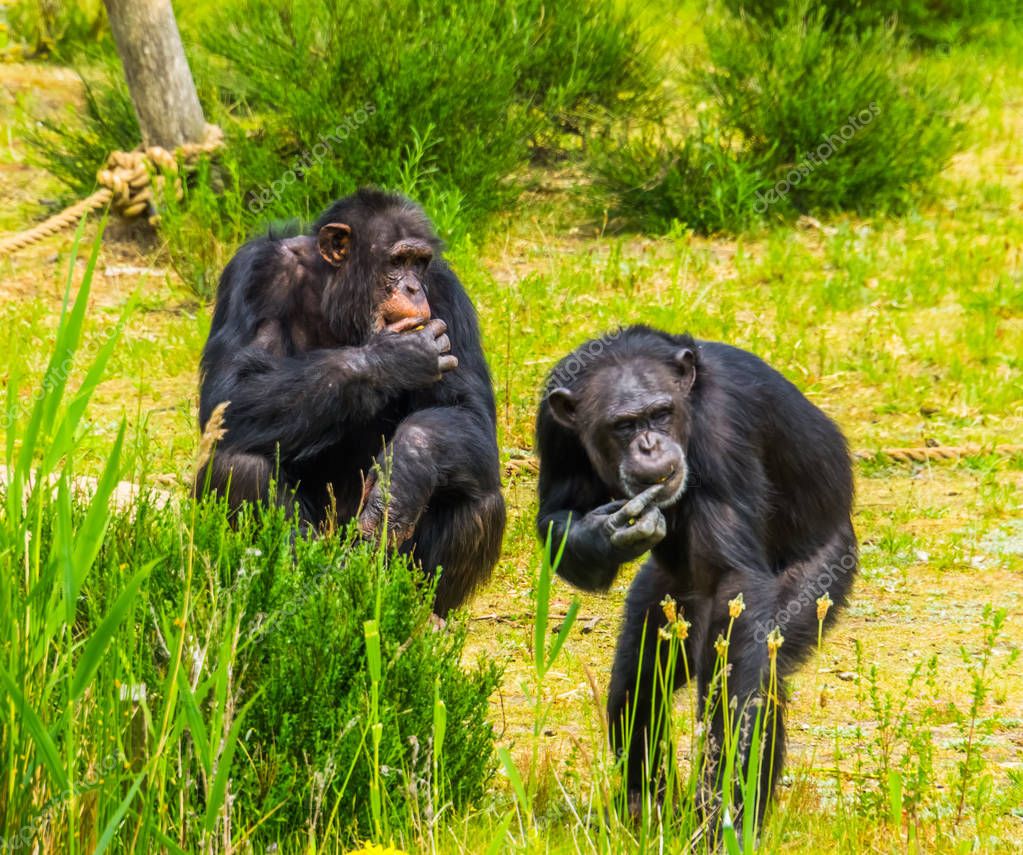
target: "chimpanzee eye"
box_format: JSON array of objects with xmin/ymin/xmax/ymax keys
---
[
  {"xmin": 651, "ymin": 407, "xmax": 673, "ymax": 425},
  {"xmin": 613, "ymin": 418, "xmax": 636, "ymax": 435}
]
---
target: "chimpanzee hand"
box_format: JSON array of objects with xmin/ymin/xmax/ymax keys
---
[
  {"xmin": 551, "ymin": 485, "xmax": 667, "ymax": 591},
  {"xmin": 582, "ymin": 485, "xmax": 666, "ymax": 562},
  {"xmin": 369, "ymin": 317, "xmax": 458, "ymax": 388}
]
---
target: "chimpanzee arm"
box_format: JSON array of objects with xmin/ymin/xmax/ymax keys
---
[
  {"xmin": 535, "ymin": 412, "xmax": 665, "ymax": 592},
  {"xmin": 357, "ymin": 306, "xmax": 502, "ymax": 541},
  {"xmin": 202, "ymin": 319, "xmax": 451, "ymax": 462}
]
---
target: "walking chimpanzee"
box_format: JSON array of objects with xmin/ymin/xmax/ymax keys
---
[{"xmin": 535, "ymin": 325, "xmax": 856, "ymax": 823}]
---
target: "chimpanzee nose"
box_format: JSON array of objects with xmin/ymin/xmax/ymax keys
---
[{"xmin": 637, "ymin": 432, "xmax": 659, "ymax": 455}]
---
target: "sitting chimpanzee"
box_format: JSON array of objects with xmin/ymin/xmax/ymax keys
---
[
  {"xmin": 536, "ymin": 325, "xmax": 856, "ymax": 822},
  {"xmin": 197, "ymin": 189, "xmax": 505, "ymax": 616}
]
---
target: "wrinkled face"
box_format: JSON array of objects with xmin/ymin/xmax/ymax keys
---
[
  {"xmin": 547, "ymin": 352, "xmax": 696, "ymax": 508},
  {"xmin": 374, "ymin": 236, "xmax": 433, "ymax": 331},
  {"xmin": 317, "ymin": 220, "xmax": 433, "ymax": 332}
]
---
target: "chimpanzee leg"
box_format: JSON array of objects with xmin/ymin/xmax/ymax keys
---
[
  {"xmin": 404, "ymin": 489, "xmax": 506, "ymax": 617},
  {"xmin": 608, "ymin": 559, "xmax": 695, "ymax": 805},
  {"xmin": 196, "ymin": 450, "xmax": 320, "ymax": 527},
  {"xmin": 696, "ymin": 578, "xmax": 785, "ymax": 829}
]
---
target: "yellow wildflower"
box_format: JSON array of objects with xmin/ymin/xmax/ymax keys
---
[
  {"xmin": 816, "ymin": 593, "xmax": 834, "ymax": 622},
  {"xmin": 714, "ymin": 634, "xmax": 729, "ymax": 659},
  {"xmin": 660, "ymin": 595, "xmax": 677, "ymax": 624}
]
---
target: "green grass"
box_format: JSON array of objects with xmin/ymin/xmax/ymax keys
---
[{"xmin": 0, "ymin": 6, "xmax": 1021, "ymax": 854}]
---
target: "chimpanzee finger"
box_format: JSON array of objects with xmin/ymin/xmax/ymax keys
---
[
  {"xmin": 610, "ymin": 513, "xmax": 659, "ymax": 548},
  {"xmin": 426, "ymin": 318, "xmax": 448, "ymax": 338},
  {"xmin": 609, "ymin": 485, "xmax": 663, "ymax": 529},
  {"xmin": 592, "ymin": 499, "xmax": 626, "ymax": 517},
  {"xmin": 387, "ymin": 316, "xmax": 427, "ymax": 334},
  {"xmin": 436, "ymin": 333, "xmax": 451, "ymax": 354},
  {"xmin": 610, "ymin": 504, "xmax": 664, "ymax": 546},
  {"xmin": 438, "ymin": 355, "xmax": 459, "ymax": 374}
]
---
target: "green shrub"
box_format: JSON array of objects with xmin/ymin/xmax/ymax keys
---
[
  {"xmin": 699, "ymin": 5, "xmax": 961, "ymax": 214},
  {"xmin": 105, "ymin": 499, "xmax": 502, "ymax": 845},
  {"xmin": 594, "ymin": 2, "xmax": 961, "ymax": 233},
  {"xmin": 6, "ymin": 0, "xmax": 109, "ymax": 58},
  {"xmin": 591, "ymin": 125, "xmax": 776, "ymax": 234},
  {"xmin": 723, "ymin": 0, "xmax": 1023, "ymax": 45},
  {"xmin": 505, "ymin": 0, "xmax": 657, "ymax": 148}
]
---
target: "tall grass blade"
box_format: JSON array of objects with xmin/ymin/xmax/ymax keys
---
[
  {"xmin": 71, "ymin": 564, "xmax": 152, "ymax": 700},
  {"xmin": 203, "ymin": 698, "xmax": 253, "ymax": 833},
  {"xmin": 498, "ymin": 747, "xmax": 529, "ymax": 815},
  {"xmin": 484, "ymin": 810, "xmax": 515, "ymax": 855},
  {"xmin": 545, "ymin": 598, "xmax": 580, "ymax": 673},
  {"xmin": 93, "ymin": 769, "xmax": 145, "ymax": 855},
  {"xmin": 68, "ymin": 422, "xmax": 126, "ymax": 607},
  {"xmin": 0, "ymin": 665, "xmax": 69, "ymax": 790},
  {"xmin": 45, "ymin": 300, "xmax": 131, "ymax": 471}
]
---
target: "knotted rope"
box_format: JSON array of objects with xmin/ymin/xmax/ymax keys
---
[{"xmin": 0, "ymin": 123, "xmax": 223, "ymax": 256}]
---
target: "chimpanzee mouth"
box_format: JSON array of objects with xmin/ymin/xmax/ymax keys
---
[
  {"xmin": 652, "ymin": 464, "xmax": 688, "ymax": 508},
  {"xmin": 622, "ymin": 459, "xmax": 688, "ymax": 509}
]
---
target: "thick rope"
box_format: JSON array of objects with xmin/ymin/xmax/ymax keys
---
[
  {"xmin": 853, "ymin": 443, "xmax": 1023, "ymax": 463},
  {"xmin": 503, "ymin": 443, "xmax": 1023, "ymax": 477},
  {"xmin": 0, "ymin": 189, "xmax": 112, "ymax": 255},
  {"xmin": 0, "ymin": 123, "xmax": 223, "ymax": 257}
]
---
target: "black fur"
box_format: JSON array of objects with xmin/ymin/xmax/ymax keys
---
[
  {"xmin": 198, "ymin": 189, "xmax": 505, "ymax": 616},
  {"xmin": 535, "ymin": 325, "xmax": 857, "ymax": 822}
]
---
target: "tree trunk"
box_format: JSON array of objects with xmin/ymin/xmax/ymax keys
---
[{"xmin": 103, "ymin": 0, "xmax": 206, "ymax": 150}]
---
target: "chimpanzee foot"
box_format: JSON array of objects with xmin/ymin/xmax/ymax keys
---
[{"xmin": 358, "ymin": 510, "xmax": 417, "ymax": 547}]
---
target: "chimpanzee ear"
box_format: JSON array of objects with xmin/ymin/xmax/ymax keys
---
[
  {"xmin": 317, "ymin": 222, "xmax": 352, "ymax": 267},
  {"xmin": 547, "ymin": 387, "xmax": 578, "ymax": 429},
  {"xmin": 674, "ymin": 347, "xmax": 696, "ymax": 394}
]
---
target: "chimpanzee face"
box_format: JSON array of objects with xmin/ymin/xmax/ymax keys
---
[
  {"xmin": 547, "ymin": 350, "xmax": 696, "ymax": 507},
  {"xmin": 375, "ymin": 236, "xmax": 433, "ymax": 331},
  {"xmin": 317, "ymin": 215, "xmax": 434, "ymax": 333}
]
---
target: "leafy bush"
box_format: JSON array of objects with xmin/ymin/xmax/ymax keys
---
[
  {"xmin": 594, "ymin": 2, "xmax": 962, "ymax": 233},
  {"xmin": 504, "ymin": 0, "xmax": 657, "ymax": 147},
  {"xmin": 11, "ymin": 480, "xmax": 500, "ymax": 848},
  {"xmin": 100, "ymin": 498, "xmax": 502, "ymax": 844},
  {"xmin": 591, "ymin": 125, "xmax": 776, "ymax": 234},
  {"xmin": 700, "ymin": 6, "xmax": 961, "ymax": 213},
  {"xmin": 6, "ymin": 0, "xmax": 109, "ymax": 58},
  {"xmin": 723, "ymin": 0, "xmax": 1023, "ymax": 45}
]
